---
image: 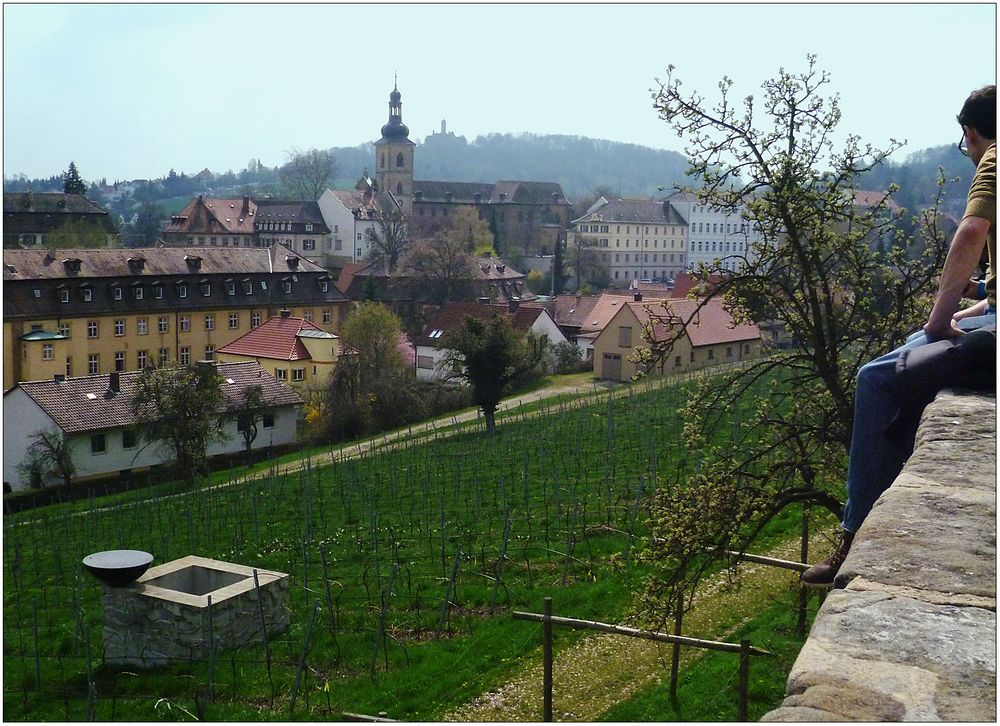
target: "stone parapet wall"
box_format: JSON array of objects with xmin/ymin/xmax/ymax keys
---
[{"xmin": 763, "ymin": 390, "xmax": 996, "ymax": 721}]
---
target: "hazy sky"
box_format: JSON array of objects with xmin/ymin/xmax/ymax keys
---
[{"xmin": 3, "ymin": 3, "xmax": 996, "ymax": 182}]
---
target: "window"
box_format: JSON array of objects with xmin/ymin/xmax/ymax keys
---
[
  {"xmin": 204, "ymin": 314, "xmax": 215, "ymax": 331},
  {"xmin": 83, "ymin": 288, "xmax": 93, "ymax": 302},
  {"xmin": 674, "ymin": 355, "xmax": 682, "ymax": 368},
  {"xmin": 180, "ymin": 316, "xmax": 190, "ymax": 332},
  {"xmin": 417, "ymin": 355, "xmax": 434, "ymax": 370},
  {"xmin": 60, "ymin": 289, "xmax": 70, "ymax": 303},
  {"xmin": 137, "ymin": 350, "xmax": 149, "ymax": 368},
  {"xmin": 283, "ymin": 281, "xmax": 292, "ymax": 294},
  {"xmin": 122, "ymin": 429, "xmax": 137, "ymax": 449},
  {"xmin": 690, "ymin": 351, "xmax": 695, "ymax": 363},
  {"xmin": 158, "ymin": 348, "xmax": 169, "ymax": 367},
  {"xmin": 292, "ymin": 368, "xmax": 305, "ymax": 382},
  {"xmin": 88, "ymin": 353, "xmax": 99, "ymax": 374},
  {"xmin": 743, "ymin": 343, "xmax": 751, "ymax": 354},
  {"xmin": 275, "ymin": 368, "xmax": 287, "ymax": 381},
  {"xmin": 229, "ymin": 313, "xmax": 239, "ymax": 329},
  {"xmin": 113, "ymin": 286, "xmax": 123, "ymax": 301},
  {"xmin": 87, "ymin": 321, "xmax": 99, "ymax": 338},
  {"xmin": 42, "ymin": 343, "xmax": 54, "ymax": 360},
  {"xmin": 115, "ymin": 351, "xmax": 125, "ymax": 371},
  {"xmin": 244, "ymin": 280, "xmax": 253, "ymax": 295},
  {"xmin": 180, "ymin": 346, "xmax": 190, "ymax": 366},
  {"xmin": 708, "ymin": 349, "xmax": 715, "ymax": 360},
  {"xmin": 158, "ymin": 316, "xmax": 168, "ymax": 333},
  {"xmin": 226, "ymin": 281, "xmax": 236, "ymax": 296},
  {"xmin": 251, "ymin": 312, "xmax": 261, "ymax": 327},
  {"xmin": 66, "ymin": 357, "xmax": 72, "ymax": 376},
  {"xmin": 303, "ymin": 310, "xmax": 313, "ymax": 322},
  {"xmin": 114, "ymin": 319, "xmax": 125, "ymax": 337},
  {"xmin": 335, "ymin": 239, "xmax": 343, "ymax": 251},
  {"xmin": 57, "ymin": 322, "xmax": 70, "ymax": 337},
  {"xmin": 178, "ymin": 284, "xmax": 187, "ymax": 298},
  {"xmin": 618, "ymin": 326, "xmax": 633, "ymax": 348},
  {"xmin": 90, "ymin": 434, "xmax": 106, "ymax": 455},
  {"xmin": 305, "ymin": 224, "xmax": 313, "ymax": 232},
  {"xmin": 204, "ymin": 345, "xmax": 215, "ymax": 361},
  {"xmin": 726, "ymin": 346, "xmax": 733, "ymax": 358},
  {"xmin": 154, "ymin": 285, "xmax": 163, "ymax": 299},
  {"xmin": 201, "ymin": 282, "xmax": 211, "ymax": 297},
  {"xmin": 322, "ymin": 309, "xmax": 332, "ymax": 324},
  {"xmin": 135, "ymin": 286, "xmax": 144, "ymax": 300},
  {"xmin": 303, "ymin": 239, "xmax": 316, "ymax": 251},
  {"xmin": 137, "ymin": 318, "xmax": 148, "ymax": 335},
  {"xmin": 320, "ymin": 280, "xmax": 329, "ymax": 292},
  {"xmin": 263, "ymin": 414, "xmax": 275, "ymax": 428}
]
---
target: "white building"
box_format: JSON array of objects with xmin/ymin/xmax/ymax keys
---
[
  {"xmin": 570, "ymin": 197, "xmax": 688, "ymax": 287},
  {"xmin": 413, "ymin": 301, "xmax": 566, "ymax": 382},
  {"xmin": 3, "ymin": 361, "xmax": 302, "ymax": 491},
  {"xmin": 665, "ymin": 191, "xmax": 764, "ymax": 273},
  {"xmin": 317, "ymin": 184, "xmax": 383, "ymax": 266}
]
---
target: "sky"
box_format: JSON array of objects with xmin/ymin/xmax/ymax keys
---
[{"xmin": 3, "ymin": 3, "xmax": 996, "ymax": 183}]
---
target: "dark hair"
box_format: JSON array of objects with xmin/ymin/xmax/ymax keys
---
[{"xmin": 958, "ymin": 85, "xmax": 996, "ymax": 140}]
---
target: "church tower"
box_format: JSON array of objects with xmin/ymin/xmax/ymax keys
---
[{"xmin": 375, "ymin": 79, "xmax": 415, "ymax": 215}]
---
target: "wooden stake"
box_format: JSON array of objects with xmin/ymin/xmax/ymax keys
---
[
  {"xmin": 543, "ymin": 597, "xmax": 553, "ymax": 723},
  {"xmin": 737, "ymin": 638, "xmax": 750, "ymax": 721}
]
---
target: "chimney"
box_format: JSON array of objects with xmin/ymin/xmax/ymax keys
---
[
  {"xmin": 241, "ymin": 195, "xmax": 250, "ymax": 216},
  {"xmin": 634, "ymin": 292, "xmax": 643, "ymax": 302},
  {"xmin": 473, "ymin": 192, "xmax": 482, "ymax": 204},
  {"xmin": 280, "ymin": 308, "xmax": 292, "ymax": 318},
  {"xmin": 508, "ymin": 299, "xmax": 520, "ymax": 313},
  {"xmin": 107, "ymin": 371, "xmax": 120, "ymax": 395},
  {"xmin": 499, "ymin": 193, "xmax": 507, "ymax": 202}
]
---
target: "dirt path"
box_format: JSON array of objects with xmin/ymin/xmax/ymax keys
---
[{"xmin": 444, "ymin": 539, "xmax": 804, "ymax": 722}]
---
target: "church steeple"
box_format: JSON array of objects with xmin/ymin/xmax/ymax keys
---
[{"xmin": 380, "ymin": 79, "xmax": 410, "ymax": 141}]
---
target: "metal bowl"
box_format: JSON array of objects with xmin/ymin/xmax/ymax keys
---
[{"xmin": 82, "ymin": 550, "xmax": 154, "ymax": 587}]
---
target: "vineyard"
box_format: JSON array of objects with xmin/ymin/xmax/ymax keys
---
[{"xmin": 3, "ymin": 373, "xmax": 792, "ymax": 721}]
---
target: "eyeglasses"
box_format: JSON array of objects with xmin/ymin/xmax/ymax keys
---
[{"xmin": 959, "ymin": 131, "xmax": 970, "ymax": 157}]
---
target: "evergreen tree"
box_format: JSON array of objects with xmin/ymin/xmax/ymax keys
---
[
  {"xmin": 551, "ymin": 232, "xmax": 566, "ymax": 295},
  {"xmin": 62, "ymin": 162, "xmax": 86, "ymax": 195}
]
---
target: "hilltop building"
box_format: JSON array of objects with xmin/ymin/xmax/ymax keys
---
[
  {"xmin": 665, "ymin": 191, "xmax": 765, "ymax": 273},
  {"xmin": 2, "ymin": 246, "xmax": 349, "ymax": 392}
]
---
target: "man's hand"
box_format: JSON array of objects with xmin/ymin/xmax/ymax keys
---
[
  {"xmin": 923, "ymin": 215, "xmax": 991, "ymax": 337},
  {"xmin": 923, "ymin": 318, "xmax": 965, "ymax": 341}
]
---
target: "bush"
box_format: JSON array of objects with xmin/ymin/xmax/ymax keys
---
[{"xmin": 551, "ymin": 341, "xmax": 586, "ymax": 374}]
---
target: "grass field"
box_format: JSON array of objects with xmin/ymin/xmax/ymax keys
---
[{"xmin": 3, "ymin": 371, "xmax": 812, "ymax": 721}]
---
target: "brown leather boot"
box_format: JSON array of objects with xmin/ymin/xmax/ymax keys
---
[{"xmin": 800, "ymin": 531, "xmax": 854, "ymax": 588}]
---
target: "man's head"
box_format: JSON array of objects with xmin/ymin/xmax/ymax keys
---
[{"xmin": 958, "ymin": 85, "xmax": 996, "ymax": 164}]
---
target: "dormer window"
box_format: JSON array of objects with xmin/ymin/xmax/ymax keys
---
[
  {"xmin": 305, "ymin": 223, "xmax": 313, "ymax": 232},
  {"xmin": 60, "ymin": 288, "xmax": 70, "ymax": 303},
  {"xmin": 201, "ymin": 281, "xmax": 211, "ymax": 297},
  {"xmin": 185, "ymin": 255, "xmax": 202, "ymax": 270},
  {"xmin": 112, "ymin": 286, "xmax": 123, "ymax": 301},
  {"xmin": 286, "ymin": 256, "xmax": 299, "ymax": 270},
  {"xmin": 243, "ymin": 279, "xmax": 253, "ymax": 295},
  {"xmin": 62, "ymin": 258, "xmax": 82, "ymax": 273},
  {"xmin": 82, "ymin": 287, "xmax": 93, "ymax": 302},
  {"xmin": 283, "ymin": 280, "xmax": 292, "ymax": 294},
  {"xmin": 320, "ymin": 280, "xmax": 329, "ymax": 293},
  {"xmin": 178, "ymin": 283, "xmax": 188, "ymax": 299},
  {"xmin": 153, "ymin": 284, "xmax": 163, "ymax": 299},
  {"xmin": 33, "ymin": 288, "xmax": 41, "ymax": 298},
  {"xmin": 225, "ymin": 280, "xmax": 236, "ymax": 296},
  {"xmin": 134, "ymin": 285, "xmax": 144, "ymax": 300}
]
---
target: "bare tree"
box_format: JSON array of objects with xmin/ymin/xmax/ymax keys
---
[
  {"xmin": 280, "ymin": 148, "xmax": 337, "ymax": 200},
  {"xmin": 365, "ymin": 208, "xmax": 410, "ymax": 271},
  {"xmin": 18, "ymin": 428, "xmax": 76, "ymax": 488},
  {"xmin": 400, "ymin": 234, "xmax": 478, "ymax": 305}
]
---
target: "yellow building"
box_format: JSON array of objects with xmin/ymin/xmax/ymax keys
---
[
  {"xmin": 216, "ymin": 312, "xmax": 341, "ymax": 394},
  {"xmin": 3, "ymin": 247, "xmax": 350, "ymax": 392},
  {"xmin": 592, "ymin": 298, "xmax": 763, "ymax": 381}
]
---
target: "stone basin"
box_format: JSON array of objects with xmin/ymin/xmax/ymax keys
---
[{"xmin": 101, "ymin": 555, "xmax": 289, "ymax": 668}]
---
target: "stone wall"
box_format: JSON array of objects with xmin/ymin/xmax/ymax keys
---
[{"xmin": 763, "ymin": 390, "xmax": 996, "ymax": 721}]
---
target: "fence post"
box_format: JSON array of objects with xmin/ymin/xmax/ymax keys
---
[
  {"xmin": 737, "ymin": 638, "xmax": 750, "ymax": 721},
  {"xmin": 543, "ymin": 597, "xmax": 553, "ymax": 722},
  {"xmin": 669, "ymin": 567, "xmax": 685, "ymax": 699}
]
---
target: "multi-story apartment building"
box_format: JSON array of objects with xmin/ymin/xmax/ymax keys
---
[
  {"xmin": 666, "ymin": 191, "xmax": 764, "ymax": 273},
  {"xmin": 254, "ymin": 200, "xmax": 332, "ymax": 266},
  {"xmin": 3, "ymin": 247, "xmax": 350, "ymax": 392},
  {"xmin": 570, "ymin": 197, "xmax": 688, "ymax": 286},
  {"xmin": 4, "ymin": 192, "xmax": 119, "ymax": 248},
  {"xmin": 163, "ymin": 195, "xmax": 258, "ymax": 249},
  {"xmin": 317, "ymin": 184, "xmax": 383, "ymax": 265}
]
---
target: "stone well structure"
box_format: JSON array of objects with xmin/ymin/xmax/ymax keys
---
[{"xmin": 101, "ymin": 555, "xmax": 289, "ymax": 668}]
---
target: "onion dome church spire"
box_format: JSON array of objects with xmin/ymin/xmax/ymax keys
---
[{"xmin": 380, "ymin": 77, "xmax": 410, "ymax": 141}]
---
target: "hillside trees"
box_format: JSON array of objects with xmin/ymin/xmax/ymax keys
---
[
  {"xmin": 441, "ymin": 314, "xmax": 547, "ymax": 434},
  {"xmin": 130, "ymin": 364, "xmax": 227, "ymax": 486},
  {"xmin": 280, "ymin": 148, "xmax": 337, "ymax": 200},
  {"xmin": 637, "ymin": 56, "xmax": 950, "ymax": 623},
  {"xmin": 62, "ymin": 162, "xmax": 86, "ymax": 195}
]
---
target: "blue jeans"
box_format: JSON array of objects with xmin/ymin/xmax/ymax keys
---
[{"xmin": 840, "ymin": 310, "xmax": 996, "ymax": 533}]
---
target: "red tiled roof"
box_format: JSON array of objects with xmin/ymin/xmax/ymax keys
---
[
  {"xmin": 415, "ymin": 302, "xmax": 545, "ymax": 347},
  {"xmin": 11, "ymin": 361, "xmax": 302, "ymax": 435},
  {"xmin": 165, "ymin": 196, "xmax": 257, "ymax": 236},
  {"xmin": 671, "ymin": 272, "xmax": 724, "ymax": 299},
  {"xmin": 627, "ymin": 298, "xmax": 761, "ymax": 347},
  {"xmin": 217, "ymin": 315, "xmax": 328, "ymax": 361}
]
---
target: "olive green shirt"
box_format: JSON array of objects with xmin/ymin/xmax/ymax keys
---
[{"xmin": 964, "ymin": 142, "xmax": 996, "ymax": 306}]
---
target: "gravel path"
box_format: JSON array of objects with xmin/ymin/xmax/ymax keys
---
[{"xmin": 444, "ymin": 539, "xmax": 805, "ymax": 722}]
